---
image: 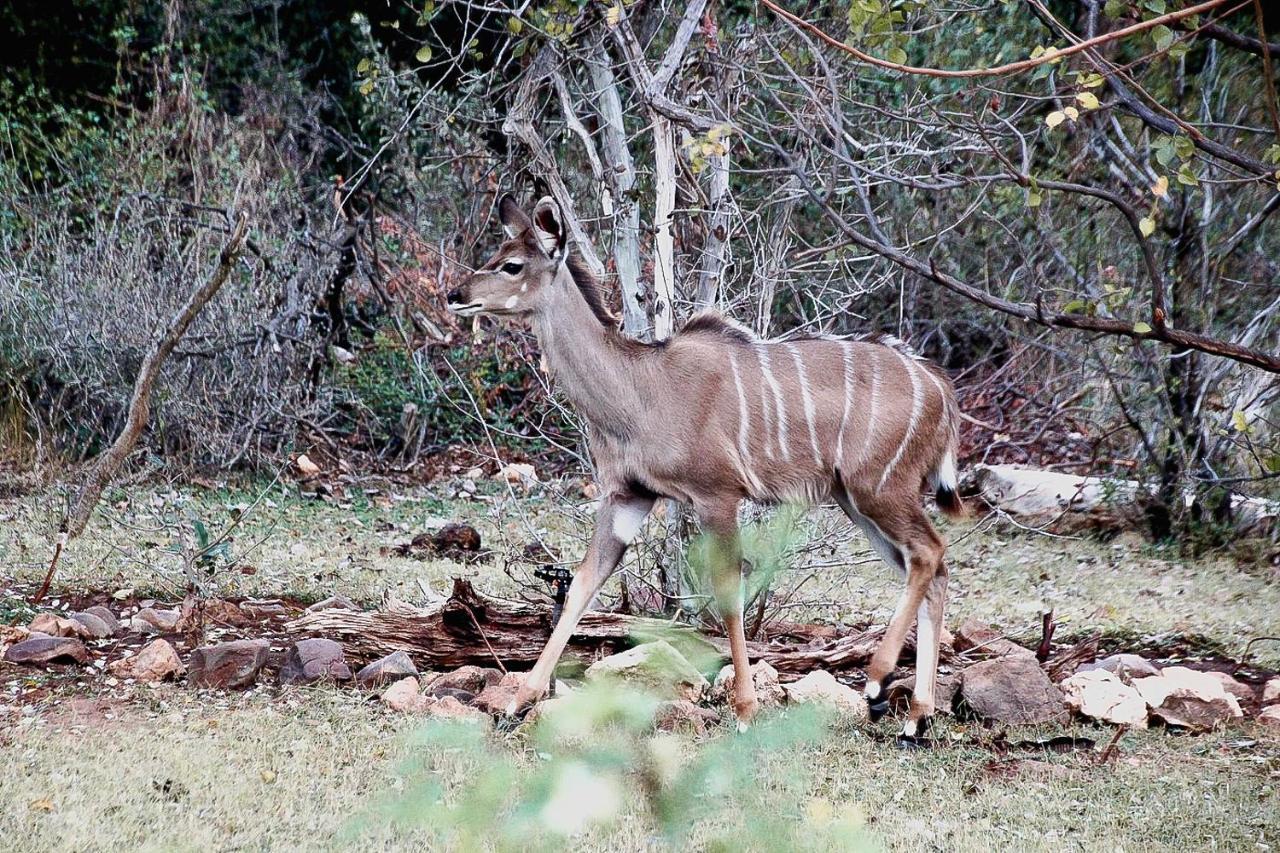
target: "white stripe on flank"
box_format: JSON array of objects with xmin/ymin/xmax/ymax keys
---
[
  {"xmin": 833, "ymin": 341, "xmax": 856, "ymax": 467},
  {"xmin": 727, "ymin": 352, "xmax": 754, "ymax": 476},
  {"xmin": 854, "ymin": 346, "xmax": 882, "ymax": 471},
  {"xmin": 877, "ymin": 348, "xmax": 923, "ymax": 492},
  {"xmin": 756, "ymin": 344, "xmax": 791, "ymax": 462},
  {"xmin": 754, "ymin": 346, "xmax": 776, "ymax": 459},
  {"xmin": 786, "ymin": 343, "xmax": 823, "ymax": 467}
]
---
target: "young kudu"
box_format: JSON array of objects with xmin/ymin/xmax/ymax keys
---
[{"xmin": 447, "ymin": 195, "xmax": 964, "ymax": 742}]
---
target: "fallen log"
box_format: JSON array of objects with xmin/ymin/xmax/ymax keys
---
[{"xmin": 285, "ymin": 578, "xmax": 950, "ymax": 673}]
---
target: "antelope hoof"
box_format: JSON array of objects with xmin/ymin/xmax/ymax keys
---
[
  {"xmin": 505, "ymin": 683, "xmax": 545, "ymax": 718},
  {"xmin": 895, "ymin": 716, "xmax": 933, "ymax": 749},
  {"xmin": 732, "ymin": 696, "xmax": 760, "ymax": 728},
  {"xmin": 864, "ymin": 677, "xmax": 892, "ymax": 722}
]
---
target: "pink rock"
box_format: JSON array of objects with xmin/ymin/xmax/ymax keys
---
[
  {"xmin": 1262, "ymin": 678, "xmax": 1280, "ymax": 707},
  {"xmin": 278, "ymin": 639, "xmax": 352, "ymax": 685},
  {"xmin": 1258, "ymin": 706, "xmax": 1280, "ymax": 729},
  {"xmin": 959, "ymin": 657, "xmax": 1068, "ymax": 725},
  {"xmin": 1132, "ymin": 666, "xmax": 1243, "ymax": 731},
  {"xmin": 473, "ymin": 672, "xmax": 524, "ymax": 715},
  {"xmin": 1204, "ymin": 671, "xmax": 1254, "ymax": 706},
  {"xmin": 356, "ymin": 651, "xmax": 419, "ymax": 687},
  {"xmin": 133, "ymin": 607, "xmax": 182, "ymax": 635},
  {"xmin": 428, "ymin": 695, "xmax": 489, "ymax": 723},
  {"xmin": 382, "ymin": 676, "xmax": 431, "ymax": 714},
  {"xmin": 110, "ymin": 639, "xmax": 185, "ymax": 682},
  {"xmin": 783, "ymin": 670, "xmax": 868, "ymax": 720},
  {"xmin": 711, "ymin": 660, "xmax": 785, "ymax": 708}
]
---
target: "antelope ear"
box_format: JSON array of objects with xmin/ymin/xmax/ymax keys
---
[
  {"xmin": 498, "ymin": 193, "xmax": 533, "ymax": 239},
  {"xmin": 531, "ymin": 196, "xmax": 566, "ymax": 258}
]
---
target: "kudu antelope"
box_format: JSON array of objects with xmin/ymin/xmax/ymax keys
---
[{"xmin": 447, "ymin": 195, "xmax": 964, "ymax": 743}]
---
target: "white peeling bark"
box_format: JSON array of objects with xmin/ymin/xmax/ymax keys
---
[
  {"xmin": 652, "ymin": 115, "xmax": 677, "ymax": 341},
  {"xmin": 588, "ymin": 46, "xmax": 647, "ymax": 338}
]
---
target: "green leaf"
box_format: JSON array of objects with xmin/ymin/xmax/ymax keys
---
[
  {"xmin": 356, "ymin": 58, "xmax": 371, "ymax": 73},
  {"xmin": 1264, "ymin": 144, "xmax": 1280, "ymax": 165},
  {"xmin": 1151, "ymin": 24, "xmax": 1174, "ymax": 52},
  {"xmin": 1172, "ymin": 135, "xmax": 1195, "ymax": 160},
  {"xmin": 1176, "ymin": 164, "xmax": 1199, "ymax": 186},
  {"xmin": 1133, "ymin": 321, "xmax": 1153, "ymax": 334},
  {"xmin": 1104, "ymin": 0, "xmax": 1128, "ymax": 17},
  {"xmin": 1231, "ymin": 410, "xmax": 1251, "ymax": 434},
  {"xmin": 1062, "ymin": 299, "xmax": 1090, "ymax": 314},
  {"xmin": 886, "ymin": 46, "xmax": 908, "ymax": 65},
  {"xmin": 1144, "ymin": 0, "xmax": 1165, "ymax": 12},
  {"xmin": 1076, "ymin": 91, "xmax": 1100, "ymax": 109},
  {"xmin": 1139, "ymin": 216, "xmax": 1156, "ymax": 237},
  {"xmin": 507, "ymin": 15, "xmax": 523, "ymax": 34},
  {"xmin": 415, "ymin": 44, "xmax": 433, "ymax": 63}
]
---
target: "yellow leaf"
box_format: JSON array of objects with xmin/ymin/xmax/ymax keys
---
[
  {"xmin": 1133, "ymin": 321, "xmax": 1152, "ymax": 334},
  {"xmin": 1231, "ymin": 410, "xmax": 1250, "ymax": 433},
  {"xmin": 1139, "ymin": 216, "xmax": 1156, "ymax": 237},
  {"xmin": 1076, "ymin": 91, "xmax": 1100, "ymax": 109},
  {"xmin": 1151, "ymin": 175, "xmax": 1168, "ymax": 198},
  {"xmin": 1045, "ymin": 110, "xmax": 1066, "ymax": 128},
  {"xmin": 605, "ymin": 4, "xmax": 622, "ymax": 27},
  {"xmin": 1063, "ymin": 106, "xmax": 1079, "ymax": 121},
  {"xmin": 415, "ymin": 45, "xmax": 432, "ymax": 63}
]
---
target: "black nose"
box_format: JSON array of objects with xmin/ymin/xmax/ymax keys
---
[{"xmin": 446, "ymin": 287, "xmax": 463, "ymax": 304}]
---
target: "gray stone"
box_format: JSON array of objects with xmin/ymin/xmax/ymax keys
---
[
  {"xmin": 1132, "ymin": 667, "xmax": 1243, "ymax": 731},
  {"xmin": 133, "ymin": 607, "xmax": 182, "ymax": 635},
  {"xmin": 1077, "ymin": 653, "xmax": 1161, "ymax": 683},
  {"xmin": 959, "ymin": 657, "xmax": 1069, "ymax": 725},
  {"xmin": 188, "ymin": 639, "xmax": 270, "ymax": 689},
  {"xmin": 1263, "ymin": 677, "xmax": 1280, "ymax": 707},
  {"xmin": 278, "ymin": 638, "xmax": 352, "ymax": 685},
  {"xmin": 711, "ymin": 660, "xmax": 785, "ymax": 708},
  {"xmin": 355, "ymin": 651, "xmax": 419, "ymax": 687},
  {"xmin": 82, "ymin": 606, "xmax": 121, "ymax": 635},
  {"xmin": 783, "ymin": 670, "xmax": 868, "ymax": 720},
  {"xmin": 305, "ymin": 595, "xmax": 359, "ymax": 613},
  {"xmin": 69, "ymin": 611, "xmax": 114, "ymax": 639},
  {"xmin": 109, "ymin": 639, "xmax": 185, "ymax": 682}
]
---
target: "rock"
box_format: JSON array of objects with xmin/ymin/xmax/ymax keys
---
[
  {"xmin": 429, "ymin": 687, "xmax": 477, "ymax": 704},
  {"xmin": 133, "ymin": 607, "xmax": 182, "ymax": 635},
  {"xmin": 424, "ymin": 665, "xmax": 503, "ymax": 696},
  {"xmin": 428, "ymin": 695, "xmax": 489, "ymax": 724},
  {"xmin": 783, "ymin": 670, "xmax": 868, "ymax": 720},
  {"xmin": 278, "ymin": 638, "xmax": 352, "ymax": 686},
  {"xmin": 585, "ymin": 640, "xmax": 709, "ymax": 702},
  {"xmin": 498, "ymin": 462, "xmax": 539, "ymax": 487},
  {"xmin": 188, "ymin": 639, "xmax": 270, "ymax": 689},
  {"xmin": 953, "ymin": 618, "xmax": 1035, "ymax": 660},
  {"xmin": 1205, "ymin": 671, "xmax": 1255, "ymax": 706},
  {"xmin": 887, "ymin": 672, "xmax": 960, "ymax": 714},
  {"xmin": 69, "ymin": 611, "xmax": 114, "ymax": 639},
  {"xmin": 181, "ymin": 598, "xmax": 249, "ymax": 628},
  {"xmin": 1261, "ymin": 677, "xmax": 1279, "ymax": 707},
  {"xmin": 296, "ymin": 453, "xmax": 321, "ymax": 476},
  {"xmin": 1059, "ymin": 669, "xmax": 1148, "ymax": 728},
  {"xmin": 81, "ymin": 606, "xmax": 121, "ymax": 635},
  {"xmin": 472, "ymin": 672, "xmax": 524, "ymax": 715},
  {"xmin": 1077, "ymin": 653, "xmax": 1161, "ymax": 683},
  {"xmin": 382, "ymin": 677, "xmax": 431, "ymax": 713},
  {"xmin": 1258, "ymin": 706, "xmax": 1280, "ymax": 729},
  {"xmin": 959, "ymin": 657, "xmax": 1069, "ymax": 725},
  {"xmin": 710, "ymin": 660, "xmax": 785, "ymax": 708},
  {"xmin": 28, "ymin": 613, "xmax": 92, "ymax": 639},
  {"xmin": 1133, "ymin": 667, "xmax": 1243, "ymax": 731},
  {"xmin": 654, "ymin": 699, "xmax": 721, "ymax": 735},
  {"xmin": 355, "ymin": 651, "xmax": 419, "ymax": 687},
  {"xmin": 239, "ymin": 600, "xmax": 289, "ymax": 620},
  {"xmin": 110, "ymin": 639, "xmax": 184, "ymax": 682},
  {"xmin": 305, "ymin": 595, "xmax": 359, "ymax": 613},
  {"xmin": 3, "ymin": 636, "xmax": 91, "ymax": 666}
]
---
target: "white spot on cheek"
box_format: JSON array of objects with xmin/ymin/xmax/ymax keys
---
[
  {"xmin": 504, "ymin": 295, "xmax": 519, "ymax": 309},
  {"xmin": 611, "ymin": 504, "xmax": 648, "ymax": 544},
  {"xmin": 521, "ymin": 283, "xmax": 528, "ymax": 293}
]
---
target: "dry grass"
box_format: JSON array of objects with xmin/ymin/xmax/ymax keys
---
[{"xmin": 2, "ymin": 479, "xmax": 1279, "ymax": 851}]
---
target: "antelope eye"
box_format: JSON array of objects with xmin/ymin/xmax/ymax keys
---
[{"xmin": 501, "ymin": 261, "xmax": 524, "ymax": 275}]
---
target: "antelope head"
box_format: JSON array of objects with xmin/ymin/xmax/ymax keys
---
[{"xmin": 447, "ymin": 194, "xmax": 566, "ymax": 317}]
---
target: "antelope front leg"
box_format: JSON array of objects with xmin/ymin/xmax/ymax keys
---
[
  {"xmin": 507, "ymin": 492, "xmax": 654, "ymax": 714},
  {"xmin": 699, "ymin": 501, "xmax": 758, "ymax": 726}
]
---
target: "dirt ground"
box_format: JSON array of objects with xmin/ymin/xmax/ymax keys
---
[{"xmin": 2, "ymin": 478, "xmax": 1278, "ymax": 851}]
